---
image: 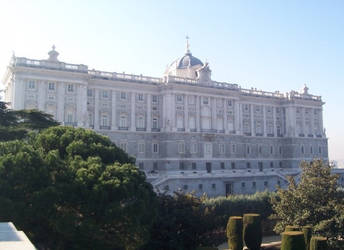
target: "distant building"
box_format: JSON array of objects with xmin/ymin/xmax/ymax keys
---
[{"xmin": 3, "ymin": 41, "xmax": 339, "ymax": 196}]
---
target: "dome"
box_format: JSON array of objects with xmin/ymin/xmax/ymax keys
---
[{"xmin": 173, "ymin": 52, "xmax": 204, "ymax": 69}]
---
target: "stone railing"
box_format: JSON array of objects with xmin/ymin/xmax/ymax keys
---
[
  {"xmin": 240, "ymin": 88, "xmax": 285, "ymax": 99},
  {"xmin": 13, "ymin": 57, "xmax": 88, "ymax": 72},
  {"xmin": 288, "ymin": 91, "xmax": 321, "ymax": 101},
  {"xmin": 88, "ymin": 70, "xmax": 162, "ymax": 84}
]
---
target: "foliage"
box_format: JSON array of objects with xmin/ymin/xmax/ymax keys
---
[
  {"xmin": 271, "ymin": 160, "xmax": 344, "ymax": 247},
  {"xmin": 243, "ymin": 214, "xmax": 262, "ymax": 250},
  {"xmin": 0, "ymin": 126, "xmax": 156, "ymax": 250},
  {"xmin": 141, "ymin": 192, "xmax": 212, "ymax": 250},
  {"xmin": 310, "ymin": 236, "xmax": 327, "ymax": 250},
  {"xmin": 281, "ymin": 231, "xmax": 306, "ymax": 250},
  {"xmin": 0, "ymin": 101, "xmax": 59, "ymax": 141},
  {"xmin": 226, "ymin": 216, "xmax": 243, "ymax": 250},
  {"xmin": 285, "ymin": 225, "xmax": 301, "ymax": 232}
]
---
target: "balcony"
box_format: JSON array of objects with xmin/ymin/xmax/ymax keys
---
[
  {"xmin": 136, "ymin": 128, "xmax": 146, "ymax": 131},
  {"xmin": 151, "ymin": 128, "xmax": 160, "ymax": 132},
  {"xmin": 118, "ymin": 127, "xmax": 129, "ymax": 131},
  {"xmin": 100, "ymin": 126, "xmax": 110, "ymax": 130}
]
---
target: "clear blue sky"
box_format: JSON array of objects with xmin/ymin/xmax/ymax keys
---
[{"xmin": 0, "ymin": 0, "xmax": 343, "ymax": 164}]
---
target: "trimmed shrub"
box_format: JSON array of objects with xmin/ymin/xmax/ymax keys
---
[
  {"xmin": 281, "ymin": 231, "xmax": 306, "ymax": 250},
  {"xmin": 285, "ymin": 225, "xmax": 301, "ymax": 232},
  {"xmin": 196, "ymin": 247, "xmax": 218, "ymax": 250},
  {"xmin": 243, "ymin": 213, "xmax": 262, "ymax": 250},
  {"xmin": 310, "ymin": 236, "xmax": 327, "ymax": 250},
  {"xmin": 226, "ymin": 216, "xmax": 243, "ymax": 250},
  {"xmin": 302, "ymin": 226, "xmax": 312, "ymax": 250}
]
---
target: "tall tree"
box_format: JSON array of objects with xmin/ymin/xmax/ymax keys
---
[
  {"xmin": 271, "ymin": 160, "xmax": 344, "ymax": 248},
  {"xmin": 0, "ymin": 126, "xmax": 156, "ymax": 250}
]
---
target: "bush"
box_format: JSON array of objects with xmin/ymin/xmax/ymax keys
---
[
  {"xmin": 281, "ymin": 231, "xmax": 306, "ymax": 250},
  {"xmin": 302, "ymin": 226, "xmax": 312, "ymax": 250},
  {"xmin": 310, "ymin": 236, "xmax": 327, "ymax": 250},
  {"xmin": 243, "ymin": 213, "xmax": 262, "ymax": 250},
  {"xmin": 226, "ymin": 216, "xmax": 243, "ymax": 250}
]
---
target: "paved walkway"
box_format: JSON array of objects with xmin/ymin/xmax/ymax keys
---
[{"xmin": 217, "ymin": 235, "xmax": 281, "ymax": 250}]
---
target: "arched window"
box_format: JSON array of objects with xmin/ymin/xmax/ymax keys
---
[{"xmin": 152, "ymin": 118, "xmax": 158, "ymax": 129}]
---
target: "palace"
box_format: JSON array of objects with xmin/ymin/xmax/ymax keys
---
[{"xmin": 2, "ymin": 43, "xmax": 338, "ymax": 196}]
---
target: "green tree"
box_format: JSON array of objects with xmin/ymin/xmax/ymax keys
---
[
  {"xmin": 0, "ymin": 126, "xmax": 156, "ymax": 250},
  {"xmin": 272, "ymin": 160, "xmax": 344, "ymax": 248}
]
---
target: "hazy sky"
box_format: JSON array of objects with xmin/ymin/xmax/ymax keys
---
[{"xmin": 0, "ymin": 0, "xmax": 343, "ymax": 163}]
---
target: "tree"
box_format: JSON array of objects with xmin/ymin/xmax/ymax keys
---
[
  {"xmin": 271, "ymin": 160, "xmax": 344, "ymax": 248},
  {"xmin": 0, "ymin": 126, "xmax": 157, "ymax": 250},
  {"xmin": 0, "ymin": 101, "xmax": 59, "ymax": 141}
]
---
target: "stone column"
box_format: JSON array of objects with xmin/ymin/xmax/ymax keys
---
[
  {"xmin": 76, "ymin": 84, "xmax": 87, "ymax": 127},
  {"xmin": 57, "ymin": 83, "xmax": 65, "ymax": 123},
  {"xmin": 235, "ymin": 100, "xmax": 240, "ymax": 135},
  {"xmin": 320, "ymin": 107, "xmax": 324, "ymax": 136},
  {"xmin": 224, "ymin": 98, "xmax": 228, "ymax": 133},
  {"xmin": 263, "ymin": 105, "xmax": 267, "ymax": 137},
  {"xmin": 37, "ymin": 81, "xmax": 46, "ymax": 111},
  {"xmin": 12, "ymin": 77, "xmax": 25, "ymax": 110},
  {"xmin": 185, "ymin": 95, "xmax": 189, "ymax": 132},
  {"xmin": 250, "ymin": 104, "xmax": 254, "ymax": 136},
  {"xmin": 94, "ymin": 89, "xmax": 99, "ymax": 130},
  {"xmin": 147, "ymin": 94, "xmax": 151, "ymax": 131},
  {"xmin": 170, "ymin": 93, "xmax": 176, "ymax": 132},
  {"xmin": 111, "ymin": 90, "xmax": 117, "ymax": 130},
  {"xmin": 130, "ymin": 92, "xmax": 136, "ymax": 131},
  {"xmin": 285, "ymin": 105, "xmax": 295, "ymax": 137},
  {"xmin": 196, "ymin": 96, "xmax": 200, "ymax": 132},
  {"xmin": 211, "ymin": 97, "xmax": 216, "ymax": 130},
  {"xmin": 273, "ymin": 106, "xmax": 277, "ymax": 137}
]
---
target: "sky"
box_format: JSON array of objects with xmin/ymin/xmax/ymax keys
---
[{"xmin": 0, "ymin": 0, "xmax": 343, "ymax": 165}]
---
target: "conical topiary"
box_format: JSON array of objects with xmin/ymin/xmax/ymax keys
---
[
  {"xmin": 302, "ymin": 226, "xmax": 312, "ymax": 250},
  {"xmin": 285, "ymin": 225, "xmax": 301, "ymax": 232},
  {"xmin": 281, "ymin": 231, "xmax": 306, "ymax": 250},
  {"xmin": 310, "ymin": 236, "xmax": 327, "ymax": 250},
  {"xmin": 226, "ymin": 216, "xmax": 243, "ymax": 250},
  {"xmin": 243, "ymin": 213, "xmax": 262, "ymax": 250}
]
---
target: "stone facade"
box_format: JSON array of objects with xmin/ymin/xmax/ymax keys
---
[{"xmin": 2, "ymin": 45, "xmax": 336, "ymax": 197}]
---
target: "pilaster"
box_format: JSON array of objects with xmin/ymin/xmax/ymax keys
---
[
  {"xmin": 250, "ymin": 104, "xmax": 254, "ymax": 136},
  {"xmin": 196, "ymin": 96, "xmax": 200, "ymax": 132},
  {"xmin": 94, "ymin": 89, "xmax": 99, "ymax": 130},
  {"xmin": 147, "ymin": 94, "xmax": 151, "ymax": 132},
  {"xmin": 37, "ymin": 81, "xmax": 45, "ymax": 111},
  {"xmin": 263, "ymin": 105, "xmax": 267, "ymax": 137},
  {"xmin": 130, "ymin": 92, "xmax": 135, "ymax": 131},
  {"xmin": 111, "ymin": 90, "xmax": 117, "ymax": 130},
  {"xmin": 57, "ymin": 83, "xmax": 65, "ymax": 123}
]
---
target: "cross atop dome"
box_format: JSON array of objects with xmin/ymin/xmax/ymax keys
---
[{"xmin": 185, "ymin": 35, "xmax": 191, "ymax": 54}]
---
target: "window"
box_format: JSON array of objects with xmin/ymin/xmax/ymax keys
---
[
  {"xmin": 179, "ymin": 162, "xmax": 185, "ymax": 170},
  {"xmin": 219, "ymin": 144, "xmax": 225, "ymax": 154},
  {"xmin": 279, "ymin": 161, "xmax": 282, "ymax": 168},
  {"xmin": 205, "ymin": 143, "xmax": 212, "ymax": 155},
  {"xmin": 277, "ymin": 180, "xmax": 281, "ymax": 186},
  {"xmin": 264, "ymin": 181, "xmax": 268, "ymax": 187},
  {"xmin": 48, "ymin": 82, "xmax": 55, "ymax": 90},
  {"xmin": 212, "ymin": 183, "xmax": 216, "ymax": 189},
  {"xmin": 259, "ymin": 145, "xmax": 262, "ymax": 154},
  {"xmin": 191, "ymin": 143, "xmax": 198, "ymax": 154},
  {"xmin": 188, "ymin": 96, "xmax": 195, "ymax": 105},
  {"xmin": 252, "ymin": 182, "xmax": 256, "ymax": 188},
  {"xmin": 138, "ymin": 162, "xmax": 144, "ymax": 170},
  {"xmin": 120, "ymin": 115, "xmax": 127, "ymax": 128},
  {"xmin": 137, "ymin": 116, "xmax": 145, "ymax": 128},
  {"xmin": 270, "ymin": 146, "xmax": 274, "ymax": 154},
  {"xmin": 152, "ymin": 118, "xmax": 158, "ymax": 129},
  {"xmin": 153, "ymin": 143, "xmax": 159, "ymax": 153},
  {"xmin": 28, "ymin": 80, "xmax": 35, "ymax": 89},
  {"xmin": 87, "ymin": 89, "xmax": 93, "ymax": 97},
  {"xmin": 220, "ymin": 162, "xmax": 225, "ymax": 169},
  {"xmin": 270, "ymin": 162, "xmax": 274, "ymax": 168},
  {"xmin": 138, "ymin": 93, "xmax": 144, "ymax": 101},
  {"xmin": 120, "ymin": 92, "xmax": 127, "ymax": 100},
  {"xmin": 227, "ymin": 100, "xmax": 232, "ymax": 106},
  {"xmin": 101, "ymin": 114, "xmax": 109, "ymax": 127},
  {"xmin": 119, "ymin": 142, "xmax": 127, "ymax": 152},
  {"xmin": 198, "ymin": 184, "xmax": 203, "ymax": 190},
  {"xmin": 301, "ymin": 145, "xmax": 304, "ymax": 154},
  {"xmin": 192, "ymin": 162, "xmax": 197, "ymax": 170},
  {"xmin": 319, "ymin": 146, "xmax": 322, "ymax": 154},
  {"xmin": 102, "ymin": 90, "xmax": 109, "ymax": 98},
  {"xmin": 232, "ymin": 144, "xmax": 236, "ymax": 153},
  {"xmin": 67, "ymin": 84, "xmax": 74, "ymax": 92},
  {"xmin": 246, "ymin": 162, "xmax": 251, "ymax": 169},
  {"xmin": 279, "ymin": 146, "xmax": 282, "ymax": 154},
  {"xmin": 178, "ymin": 142, "xmax": 185, "ymax": 154},
  {"xmin": 67, "ymin": 113, "xmax": 73, "ymax": 123},
  {"xmin": 152, "ymin": 95, "xmax": 158, "ymax": 103},
  {"xmin": 88, "ymin": 113, "xmax": 93, "ymax": 126},
  {"xmin": 183, "ymin": 185, "xmax": 188, "ymax": 190},
  {"xmin": 231, "ymin": 162, "xmax": 236, "ymax": 169},
  {"xmin": 247, "ymin": 145, "xmax": 250, "ymax": 154},
  {"xmin": 310, "ymin": 146, "xmax": 313, "ymax": 154},
  {"xmin": 258, "ymin": 162, "xmax": 263, "ymax": 171},
  {"xmin": 203, "ymin": 97, "xmax": 209, "ymax": 104},
  {"xmin": 138, "ymin": 143, "xmax": 145, "ymax": 153},
  {"xmin": 241, "ymin": 182, "xmax": 246, "ymax": 188},
  {"xmin": 176, "ymin": 95, "xmax": 183, "ymax": 102}
]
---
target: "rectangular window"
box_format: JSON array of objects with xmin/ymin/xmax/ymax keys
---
[
  {"xmin": 258, "ymin": 162, "xmax": 263, "ymax": 171},
  {"xmin": 241, "ymin": 182, "xmax": 246, "ymax": 188},
  {"xmin": 188, "ymin": 96, "xmax": 195, "ymax": 105},
  {"xmin": 176, "ymin": 95, "xmax": 183, "ymax": 102},
  {"xmin": 179, "ymin": 162, "xmax": 184, "ymax": 170},
  {"xmin": 192, "ymin": 162, "xmax": 197, "ymax": 170},
  {"xmin": 48, "ymin": 82, "xmax": 55, "ymax": 90},
  {"xmin": 102, "ymin": 90, "xmax": 109, "ymax": 98},
  {"xmin": 178, "ymin": 142, "xmax": 185, "ymax": 154},
  {"xmin": 212, "ymin": 183, "xmax": 216, "ymax": 189},
  {"xmin": 264, "ymin": 181, "xmax": 268, "ymax": 187},
  {"xmin": 153, "ymin": 143, "xmax": 159, "ymax": 153},
  {"xmin": 153, "ymin": 162, "xmax": 158, "ymax": 170},
  {"xmin": 119, "ymin": 142, "xmax": 127, "ymax": 152},
  {"xmin": 219, "ymin": 144, "xmax": 225, "ymax": 154},
  {"xmin": 198, "ymin": 184, "xmax": 203, "ymax": 190},
  {"xmin": 87, "ymin": 89, "xmax": 93, "ymax": 97},
  {"xmin": 220, "ymin": 162, "xmax": 225, "ymax": 169},
  {"xmin": 231, "ymin": 162, "xmax": 236, "ymax": 169},
  {"xmin": 138, "ymin": 162, "xmax": 144, "ymax": 170},
  {"xmin": 227, "ymin": 100, "xmax": 232, "ymax": 106},
  {"xmin": 67, "ymin": 84, "xmax": 74, "ymax": 92},
  {"xmin": 152, "ymin": 95, "xmax": 158, "ymax": 103},
  {"xmin": 246, "ymin": 162, "xmax": 251, "ymax": 169},
  {"xmin": 203, "ymin": 97, "xmax": 209, "ymax": 104},
  {"xmin": 191, "ymin": 143, "xmax": 198, "ymax": 154},
  {"xmin": 138, "ymin": 93, "xmax": 144, "ymax": 101},
  {"xmin": 28, "ymin": 80, "xmax": 35, "ymax": 89},
  {"xmin": 152, "ymin": 118, "xmax": 158, "ymax": 129},
  {"xmin": 232, "ymin": 144, "xmax": 236, "ymax": 153},
  {"xmin": 138, "ymin": 143, "xmax": 145, "ymax": 153},
  {"xmin": 252, "ymin": 182, "xmax": 256, "ymax": 188},
  {"xmin": 120, "ymin": 92, "xmax": 127, "ymax": 100}
]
